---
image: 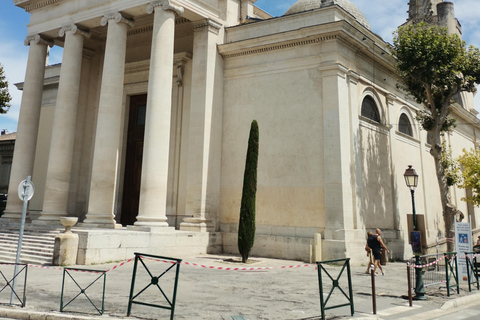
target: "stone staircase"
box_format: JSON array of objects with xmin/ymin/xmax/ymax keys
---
[{"xmin": 0, "ymin": 226, "xmax": 60, "ymax": 265}]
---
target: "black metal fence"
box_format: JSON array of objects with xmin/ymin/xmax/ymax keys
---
[
  {"xmin": 60, "ymin": 267, "xmax": 107, "ymax": 315},
  {"xmin": 127, "ymin": 253, "xmax": 181, "ymax": 320},
  {"xmin": 316, "ymin": 258, "xmax": 354, "ymax": 320},
  {"xmin": 0, "ymin": 263, "xmax": 27, "ymax": 307},
  {"xmin": 408, "ymin": 252, "xmax": 459, "ymax": 296}
]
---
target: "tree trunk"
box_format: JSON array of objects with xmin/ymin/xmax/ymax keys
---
[{"xmin": 430, "ymin": 139, "xmax": 455, "ymax": 252}]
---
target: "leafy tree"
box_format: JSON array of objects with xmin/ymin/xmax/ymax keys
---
[
  {"xmin": 457, "ymin": 148, "xmax": 480, "ymax": 207},
  {"xmin": 238, "ymin": 120, "xmax": 259, "ymax": 263},
  {"xmin": 391, "ymin": 22, "xmax": 480, "ymax": 250},
  {"xmin": 0, "ymin": 63, "xmax": 11, "ymax": 114}
]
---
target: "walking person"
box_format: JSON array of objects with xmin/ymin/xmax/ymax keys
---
[
  {"xmin": 367, "ymin": 228, "xmax": 389, "ymax": 275},
  {"xmin": 365, "ymin": 231, "xmax": 374, "ymax": 274}
]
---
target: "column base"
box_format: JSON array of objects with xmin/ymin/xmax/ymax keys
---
[
  {"xmin": 32, "ymin": 219, "xmax": 63, "ymax": 227},
  {"xmin": 134, "ymin": 215, "xmax": 170, "ymax": 228},
  {"xmin": 179, "ymin": 218, "xmax": 211, "ymax": 232},
  {"xmin": 36, "ymin": 210, "xmax": 67, "ymax": 223},
  {"xmin": 0, "ymin": 210, "xmax": 23, "ymax": 221},
  {"xmin": 83, "ymin": 212, "xmax": 118, "ymax": 228},
  {"xmin": 127, "ymin": 225, "xmax": 175, "ymax": 232}
]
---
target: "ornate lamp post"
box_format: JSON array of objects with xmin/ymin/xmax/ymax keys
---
[{"xmin": 404, "ymin": 165, "xmax": 426, "ymax": 300}]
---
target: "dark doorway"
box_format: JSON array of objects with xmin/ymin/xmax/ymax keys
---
[{"xmin": 121, "ymin": 94, "xmax": 147, "ymax": 226}]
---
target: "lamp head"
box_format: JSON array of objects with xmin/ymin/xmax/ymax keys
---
[{"xmin": 404, "ymin": 165, "xmax": 418, "ymax": 189}]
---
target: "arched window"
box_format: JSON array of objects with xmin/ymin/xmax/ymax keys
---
[
  {"xmin": 398, "ymin": 113, "xmax": 413, "ymax": 136},
  {"xmin": 361, "ymin": 96, "xmax": 380, "ymax": 123}
]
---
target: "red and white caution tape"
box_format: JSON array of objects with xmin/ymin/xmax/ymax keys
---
[{"xmin": 139, "ymin": 255, "xmax": 313, "ymax": 271}]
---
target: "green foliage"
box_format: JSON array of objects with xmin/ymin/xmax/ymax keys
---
[
  {"xmin": 0, "ymin": 63, "xmax": 11, "ymax": 114},
  {"xmin": 439, "ymin": 141, "xmax": 461, "ymax": 187},
  {"xmin": 238, "ymin": 120, "xmax": 259, "ymax": 263},
  {"xmin": 415, "ymin": 110, "xmax": 456, "ymax": 133},
  {"xmin": 457, "ymin": 148, "xmax": 480, "ymax": 206},
  {"xmin": 391, "ymin": 22, "xmax": 480, "ymax": 248},
  {"xmin": 391, "ymin": 22, "xmax": 480, "ymax": 133}
]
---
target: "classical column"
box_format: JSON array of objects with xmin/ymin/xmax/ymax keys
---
[
  {"xmin": 180, "ymin": 19, "xmax": 222, "ymax": 232},
  {"xmin": 83, "ymin": 13, "xmax": 134, "ymax": 227},
  {"xmin": 134, "ymin": 1, "xmax": 183, "ymax": 228},
  {"xmin": 36, "ymin": 25, "xmax": 90, "ymax": 222},
  {"xmin": 1, "ymin": 35, "xmax": 52, "ymax": 221}
]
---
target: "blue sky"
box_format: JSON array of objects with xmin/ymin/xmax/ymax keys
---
[{"xmin": 1, "ymin": 0, "xmax": 480, "ymax": 133}]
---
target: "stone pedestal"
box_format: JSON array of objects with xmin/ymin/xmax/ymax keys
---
[
  {"xmin": 52, "ymin": 217, "xmax": 79, "ymax": 266},
  {"xmin": 53, "ymin": 233, "xmax": 79, "ymax": 266}
]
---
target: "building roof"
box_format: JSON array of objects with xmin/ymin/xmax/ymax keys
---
[
  {"xmin": 0, "ymin": 132, "xmax": 16, "ymax": 142},
  {"xmin": 284, "ymin": 0, "xmax": 371, "ymax": 30}
]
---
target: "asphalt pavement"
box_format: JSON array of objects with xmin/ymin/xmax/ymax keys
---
[{"xmin": 0, "ymin": 253, "xmax": 479, "ymax": 319}]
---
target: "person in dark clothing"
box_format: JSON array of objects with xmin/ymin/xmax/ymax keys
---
[
  {"xmin": 365, "ymin": 231, "xmax": 374, "ymax": 273},
  {"xmin": 365, "ymin": 228, "xmax": 389, "ymax": 275}
]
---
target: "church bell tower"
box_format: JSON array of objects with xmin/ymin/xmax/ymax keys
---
[{"xmin": 407, "ymin": 0, "xmax": 461, "ymax": 36}]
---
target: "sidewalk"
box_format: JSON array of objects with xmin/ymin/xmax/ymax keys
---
[{"xmin": 0, "ymin": 254, "xmax": 479, "ymax": 319}]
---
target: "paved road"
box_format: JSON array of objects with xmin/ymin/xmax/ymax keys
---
[{"xmin": 1, "ymin": 254, "xmax": 480, "ymax": 319}]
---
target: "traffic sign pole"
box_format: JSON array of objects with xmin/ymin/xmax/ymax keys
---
[{"xmin": 10, "ymin": 176, "xmax": 34, "ymax": 305}]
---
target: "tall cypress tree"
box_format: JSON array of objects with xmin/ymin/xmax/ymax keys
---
[{"xmin": 238, "ymin": 120, "xmax": 259, "ymax": 263}]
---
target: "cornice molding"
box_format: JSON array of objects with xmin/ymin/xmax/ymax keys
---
[
  {"xmin": 23, "ymin": 0, "xmax": 64, "ymax": 12},
  {"xmin": 220, "ymin": 35, "xmax": 337, "ymax": 59}
]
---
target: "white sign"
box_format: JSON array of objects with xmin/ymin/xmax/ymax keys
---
[
  {"xmin": 17, "ymin": 179, "xmax": 35, "ymax": 201},
  {"xmin": 454, "ymin": 220, "xmax": 472, "ymax": 281}
]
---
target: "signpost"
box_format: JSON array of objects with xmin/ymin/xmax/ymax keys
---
[
  {"xmin": 10, "ymin": 176, "xmax": 34, "ymax": 304},
  {"xmin": 454, "ymin": 219, "xmax": 472, "ymax": 281}
]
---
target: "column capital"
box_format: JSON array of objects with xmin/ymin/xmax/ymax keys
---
[
  {"xmin": 192, "ymin": 18, "xmax": 222, "ymax": 35},
  {"xmin": 101, "ymin": 12, "xmax": 135, "ymax": 28},
  {"xmin": 24, "ymin": 34, "xmax": 54, "ymax": 47},
  {"xmin": 147, "ymin": 0, "xmax": 184, "ymax": 16},
  {"xmin": 59, "ymin": 24, "xmax": 91, "ymax": 39}
]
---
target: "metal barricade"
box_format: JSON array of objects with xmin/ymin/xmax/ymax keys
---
[
  {"xmin": 0, "ymin": 263, "xmax": 27, "ymax": 307},
  {"xmin": 316, "ymin": 258, "xmax": 354, "ymax": 319},
  {"xmin": 60, "ymin": 267, "xmax": 107, "ymax": 315},
  {"xmin": 408, "ymin": 252, "xmax": 459, "ymax": 296},
  {"xmin": 464, "ymin": 252, "xmax": 479, "ymax": 292},
  {"xmin": 127, "ymin": 253, "xmax": 181, "ymax": 320}
]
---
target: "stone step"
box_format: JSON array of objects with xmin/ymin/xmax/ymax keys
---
[
  {"xmin": 0, "ymin": 234, "xmax": 57, "ymax": 244},
  {"xmin": 0, "ymin": 229, "xmax": 58, "ymax": 265}
]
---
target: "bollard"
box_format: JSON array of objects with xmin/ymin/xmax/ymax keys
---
[
  {"xmin": 370, "ymin": 265, "xmax": 376, "ymax": 314},
  {"xmin": 407, "ymin": 264, "xmax": 412, "ymax": 307}
]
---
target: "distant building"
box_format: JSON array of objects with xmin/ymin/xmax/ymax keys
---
[
  {"xmin": 0, "ymin": 130, "xmax": 15, "ymax": 215},
  {"xmin": 4, "ymin": 0, "xmax": 479, "ymax": 264}
]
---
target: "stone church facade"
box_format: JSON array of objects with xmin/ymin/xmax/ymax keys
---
[{"xmin": 3, "ymin": 0, "xmax": 480, "ymax": 264}]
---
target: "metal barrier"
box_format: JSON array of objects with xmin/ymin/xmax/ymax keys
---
[
  {"xmin": 464, "ymin": 252, "xmax": 479, "ymax": 292},
  {"xmin": 316, "ymin": 258, "xmax": 354, "ymax": 319},
  {"xmin": 127, "ymin": 253, "xmax": 181, "ymax": 320},
  {"xmin": 0, "ymin": 263, "xmax": 27, "ymax": 307},
  {"xmin": 60, "ymin": 267, "xmax": 107, "ymax": 315},
  {"xmin": 408, "ymin": 252, "xmax": 459, "ymax": 296}
]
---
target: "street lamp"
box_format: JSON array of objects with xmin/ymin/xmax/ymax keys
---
[{"xmin": 404, "ymin": 165, "xmax": 426, "ymax": 300}]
